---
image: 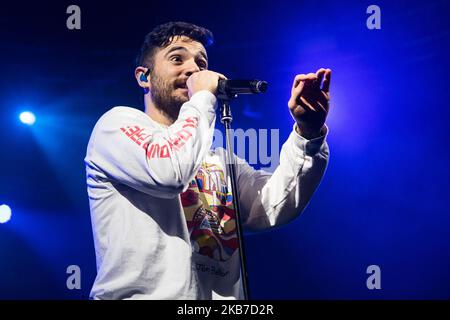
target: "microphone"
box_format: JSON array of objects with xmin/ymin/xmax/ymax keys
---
[{"xmin": 217, "ymin": 79, "xmax": 268, "ymax": 96}]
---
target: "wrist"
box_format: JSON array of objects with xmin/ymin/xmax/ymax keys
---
[{"xmin": 295, "ymin": 123, "xmax": 323, "ymax": 140}]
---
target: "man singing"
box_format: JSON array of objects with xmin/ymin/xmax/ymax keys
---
[{"xmin": 85, "ymin": 21, "xmax": 331, "ymax": 299}]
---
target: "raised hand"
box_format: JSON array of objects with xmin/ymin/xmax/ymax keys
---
[{"xmin": 288, "ymin": 68, "xmax": 331, "ymax": 139}]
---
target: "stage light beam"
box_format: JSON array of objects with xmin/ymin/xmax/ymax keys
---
[
  {"xmin": 19, "ymin": 111, "xmax": 36, "ymax": 125},
  {"xmin": 0, "ymin": 204, "xmax": 12, "ymax": 223}
]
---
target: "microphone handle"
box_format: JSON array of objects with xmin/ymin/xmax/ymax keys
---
[{"xmin": 218, "ymin": 80, "xmax": 268, "ymax": 95}]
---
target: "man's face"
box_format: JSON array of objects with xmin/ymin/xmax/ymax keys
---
[{"xmin": 149, "ymin": 35, "xmax": 208, "ymax": 121}]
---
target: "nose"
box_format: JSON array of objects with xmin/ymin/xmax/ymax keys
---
[{"xmin": 184, "ymin": 58, "xmax": 201, "ymax": 77}]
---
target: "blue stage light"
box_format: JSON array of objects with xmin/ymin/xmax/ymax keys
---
[
  {"xmin": 19, "ymin": 111, "xmax": 36, "ymax": 125},
  {"xmin": 0, "ymin": 204, "xmax": 12, "ymax": 224}
]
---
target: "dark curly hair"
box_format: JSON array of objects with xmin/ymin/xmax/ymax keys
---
[{"xmin": 135, "ymin": 21, "xmax": 214, "ymax": 72}]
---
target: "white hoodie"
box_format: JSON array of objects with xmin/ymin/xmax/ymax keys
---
[{"xmin": 85, "ymin": 90, "xmax": 329, "ymax": 300}]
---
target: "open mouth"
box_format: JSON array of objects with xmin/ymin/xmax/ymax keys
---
[
  {"xmin": 175, "ymin": 84, "xmax": 189, "ymax": 97},
  {"xmin": 177, "ymin": 85, "xmax": 188, "ymax": 95},
  {"xmin": 175, "ymin": 79, "xmax": 188, "ymax": 90}
]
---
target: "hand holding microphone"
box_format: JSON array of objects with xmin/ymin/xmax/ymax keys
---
[
  {"xmin": 187, "ymin": 70, "xmax": 268, "ymax": 99},
  {"xmin": 186, "ymin": 70, "xmax": 227, "ymax": 98}
]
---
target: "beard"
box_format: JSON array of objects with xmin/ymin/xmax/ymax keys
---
[{"xmin": 150, "ymin": 72, "xmax": 188, "ymax": 122}]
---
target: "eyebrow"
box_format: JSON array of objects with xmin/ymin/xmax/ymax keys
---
[{"xmin": 164, "ymin": 46, "xmax": 208, "ymax": 62}]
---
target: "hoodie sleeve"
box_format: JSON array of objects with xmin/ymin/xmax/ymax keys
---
[
  {"xmin": 85, "ymin": 90, "xmax": 217, "ymax": 199},
  {"xmin": 233, "ymin": 124, "xmax": 330, "ymax": 231}
]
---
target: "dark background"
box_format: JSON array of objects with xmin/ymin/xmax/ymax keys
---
[{"xmin": 1, "ymin": 0, "xmax": 449, "ymax": 299}]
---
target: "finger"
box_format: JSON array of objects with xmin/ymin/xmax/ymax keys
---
[
  {"xmin": 303, "ymin": 86, "xmax": 329, "ymax": 109},
  {"xmin": 321, "ymin": 90, "xmax": 330, "ymax": 103},
  {"xmin": 322, "ymin": 69, "xmax": 332, "ymax": 92},
  {"xmin": 292, "ymin": 73, "xmax": 318, "ymax": 90},
  {"xmin": 316, "ymin": 68, "xmax": 327, "ymax": 89},
  {"xmin": 215, "ymin": 72, "xmax": 227, "ymax": 80},
  {"xmin": 319, "ymin": 92, "xmax": 330, "ymax": 112},
  {"xmin": 302, "ymin": 89, "xmax": 328, "ymax": 112},
  {"xmin": 315, "ymin": 100, "xmax": 327, "ymax": 113},
  {"xmin": 302, "ymin": 80, "xmax": 326, "ymax": 105},
  {"xmin": 291, "ymin": 79, "xmax": 305, "ymax": 97},
  {"xmin": 299, "ymin": 96, "xmax": 316, "ymax": 112},
  {"xmin": 292, "ymin": 75, "xmax": 305, "ymax": 90},
  {"xmin": 303, "ymin": 73, "xmax": 321, "ymax": 93}
]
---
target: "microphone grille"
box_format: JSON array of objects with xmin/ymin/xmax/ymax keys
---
[{"xmin": 255, "ymin": 80, "xmax": 268, "ymax": 93}]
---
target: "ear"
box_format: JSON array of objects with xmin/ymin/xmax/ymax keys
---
[{"xmin": 135, "ymin": 66, "xmax": 151, "ymax": 92}]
